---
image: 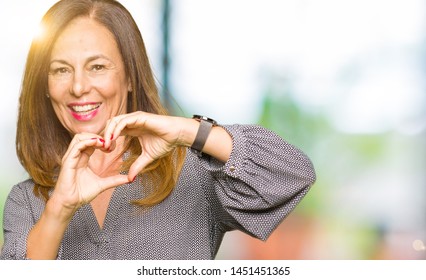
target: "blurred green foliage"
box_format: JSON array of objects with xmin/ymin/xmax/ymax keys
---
[{"xmin": 255, "ymin": 77, "xmax": 404, "ymax": 259}]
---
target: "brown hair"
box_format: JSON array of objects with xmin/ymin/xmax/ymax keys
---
[{"xmin": 16, "ymin": 0, "xmax": 186, "ymax": 206}]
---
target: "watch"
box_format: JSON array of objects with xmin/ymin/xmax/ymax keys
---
[{"xmin": 191, "ymin": 115, "xmax": 217, "ymax": 157}]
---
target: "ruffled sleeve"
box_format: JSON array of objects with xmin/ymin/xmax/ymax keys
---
[{"xmin": 196, "ymin": 124, "xmax": 316, "ymax": 240}]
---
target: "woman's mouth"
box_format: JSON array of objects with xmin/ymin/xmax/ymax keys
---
[{"xmin": 69, "ymin": 103, "xmax": 101, "ymax": 121}]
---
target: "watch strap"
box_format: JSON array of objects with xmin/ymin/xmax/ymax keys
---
[{"xmin": 191, "ymin": 115, "xmax": 216, "ymax": 156}]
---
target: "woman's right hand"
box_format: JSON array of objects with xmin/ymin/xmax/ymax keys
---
[
  {"xmin": 27, "ymin": 133, "xmax": 130, "ymax": 259},
  {"xmin": 50, "ymin": 133, "xmax": 130, "ymax": 215}
]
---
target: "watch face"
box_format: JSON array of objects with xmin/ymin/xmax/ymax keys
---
[{"xmin": 193, "ymin": 115, "xmax": 217, "ymax": 125}]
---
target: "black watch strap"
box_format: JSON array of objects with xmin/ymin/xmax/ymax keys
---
[{"xmin": 191, "ymin": 115, "xmax": 217, "ymax": 156}]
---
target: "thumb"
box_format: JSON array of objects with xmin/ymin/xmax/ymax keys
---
[
  {"xmin": 97, "ymin": 174, "xmax": 131, "ymax": 191},
  {"xmin": 128, "ymin": 154, "xmax": 154, "ymax": 181}
]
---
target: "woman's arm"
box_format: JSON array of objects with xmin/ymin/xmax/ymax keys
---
[
  {"xmin": 25, "ymin": 196, "xmax": 74, "ymax": 259},
  {"xmin": 175, "ymin": 117, "xmax": 233, "ymax": 163},
  {"xmin": 101, "ymin": 112, "xmax": 315, "ymax": 240},
  {"xmin": 195, "ymin": 124, "xmax": 316, "ymax": 240},
  {"xmin": 103, "ymin": 112, "xmax": 233, "ymax": 179}
]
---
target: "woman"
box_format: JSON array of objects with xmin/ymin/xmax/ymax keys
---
[{"xmin": 1, "ymin": 0, "xmax": 315, "ymax": 260}]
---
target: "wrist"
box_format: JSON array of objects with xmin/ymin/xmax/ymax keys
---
[
  {"xmin": 45, "ymin": 195, "xmax": 77, "ymax": 224},
  {"xmin": 177, "ymin": 117, "xmax": 200, "ymax": 148},
  {"xmin": 190, "ymin": 115, "xmax": 217, "ymax": 157}
]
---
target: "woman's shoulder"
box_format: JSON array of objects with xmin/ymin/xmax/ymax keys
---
[
  {"xmin": 7, "ymin": 178, "xmax": 36, "ymax": 200},
  {"xmin": 12, "ymin": 178, "xmax": 35, "ymax": 190},
  {"xmin": 5, "ymin": 178, "xmax": 46, "ymax": 213}
]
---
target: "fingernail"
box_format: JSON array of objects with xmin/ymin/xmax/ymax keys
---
[
  {"xmin": 131, "ymin": 176, "xmax": 136, "ymax": 182},
  {"xmin": 99, "ymin": 138, "xmax": 105, "ymax": 148},
  {"xmin": 110, "ymin": 134, "xmax": 114, "ymax": 140}
]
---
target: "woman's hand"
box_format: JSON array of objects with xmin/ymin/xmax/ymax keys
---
[
  {"xmin": 103, "ymin": 111, "xmax": 190, "ymax": 181},
  {"xmin": 51, "ymin": 133, "xmax": 131, "ymax": 213}
]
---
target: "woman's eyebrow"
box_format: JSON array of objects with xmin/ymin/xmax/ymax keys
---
[
  {"xmin": 86, "ymin": 54, "xmax": 112, "ymax": 63},
  {"xmin": 49, "ymin": 55, "xmax": 112, "ymax": 65},
  {"xmin": 49, "ymin": 59, "xmax": 70, "ymax": 65}
]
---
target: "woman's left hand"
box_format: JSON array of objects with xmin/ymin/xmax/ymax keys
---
[{"xmin": 103, "ymin": 111, "xmax": 191, "ymax": 181}]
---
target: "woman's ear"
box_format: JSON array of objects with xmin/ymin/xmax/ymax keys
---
[{"xmin": 127, "ymin": 78, "xmax": 132, "ymax": 92}]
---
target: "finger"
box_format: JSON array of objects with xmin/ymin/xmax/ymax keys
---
[
  {"xmin": 62, "ymin": 137, "xmax": 105, "ymax": 170},
  {"xmin": 62, "ymin": 133, "xmax": 104, "ymax": 161},
  {"xmin": 97, "ymin": 174, "xmax": 131, "ymax": 192},
  {"xmin": 103, "ymin": 116, "xmax": 119, "ymax": 149},
  {"xmin": 127, "ymin": 154, "xmax": 154, "ymax": 181},
  {"xmin": 104, "ymin": 112, "xmax": 147, "ymax": 148},
  {"xmin": 62, "ymin": 137, "xmax": 96, "ymax": 167},
  {"xmin": 104, "ymin": 139, "xmax": 116, "ymax": 153}
]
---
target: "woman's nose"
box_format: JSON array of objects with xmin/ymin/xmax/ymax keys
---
[{"xmin": 70, "ymin": 69, "xmax": 91, "ymax": 97}]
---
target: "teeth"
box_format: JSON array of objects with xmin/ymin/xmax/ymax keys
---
[{"xmin": 71, "ymin": 104, "xmax": 100, "ymax": 113}]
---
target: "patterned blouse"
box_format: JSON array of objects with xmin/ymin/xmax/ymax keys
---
[{"xmin": 1, "ymin": 124, "xmax": 316, "ymax": 260}]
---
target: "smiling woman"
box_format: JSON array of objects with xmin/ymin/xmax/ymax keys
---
[
  {"xmin": 0, "ymin": 0, "xmax": 315, "ymax": 260},
  {"xmin": 47, "ymin": 17, "xmax": 130, "ymax": 133},
  {"xmin": 14, "ymin": 0, "xmax": 185, "ymax": 209}
]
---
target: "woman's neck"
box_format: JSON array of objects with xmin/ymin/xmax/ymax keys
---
[{"xmin": 88, "ymin": 136, "xmax": 125, "ymax": 177}]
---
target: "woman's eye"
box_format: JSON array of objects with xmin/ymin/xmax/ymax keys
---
[
  {"xmin": 91, "ymin": 64, "xmax": 105, "ymax": 71},
  {"xmin": 50, "ymin": 67, "xmax": 71, "ymax": 76}
]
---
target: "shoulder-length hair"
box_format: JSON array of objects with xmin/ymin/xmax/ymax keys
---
[{"xmin": 16, "ymin": 0, "xmax": 186, "ymax": 206}]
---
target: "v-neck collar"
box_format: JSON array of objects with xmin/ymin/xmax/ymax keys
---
[{"xmin": 78, "ymin": 184, "xmax": 128, "ymax": 244}]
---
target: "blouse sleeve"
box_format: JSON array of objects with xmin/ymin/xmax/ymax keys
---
[
  {"xmin": 0, "ymin": 183, "xmax": 34, "ymax": 260},
  {"xmin": 196, "ymin": 124, "xmax": 316, "ymax": 240},
  {"xmin": 0, "ymin": 181, "xmax": 63, "ymax": 260}
]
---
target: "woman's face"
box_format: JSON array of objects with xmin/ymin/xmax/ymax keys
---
[{"xmin": 48, "ymin": 17, "xmax": 131, "ymax": 136}]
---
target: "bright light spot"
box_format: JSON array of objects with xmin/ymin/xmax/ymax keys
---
[
  {"xmin": 412, "ymin": 239, "xmax": 425, "ymax": 251},
  {"xmin": 32, "ymin": 22, "xmax": 46, "ymax": 41}
]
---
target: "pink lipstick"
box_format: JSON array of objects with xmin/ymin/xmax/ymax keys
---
[{"xmin": 68, "ymin": 102, "xmax": 101, "ymax": 121}]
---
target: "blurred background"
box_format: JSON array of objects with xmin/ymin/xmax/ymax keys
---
[{"xmin": 0, "ymin": 0, "xmax": 425, "ymax": 259}]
